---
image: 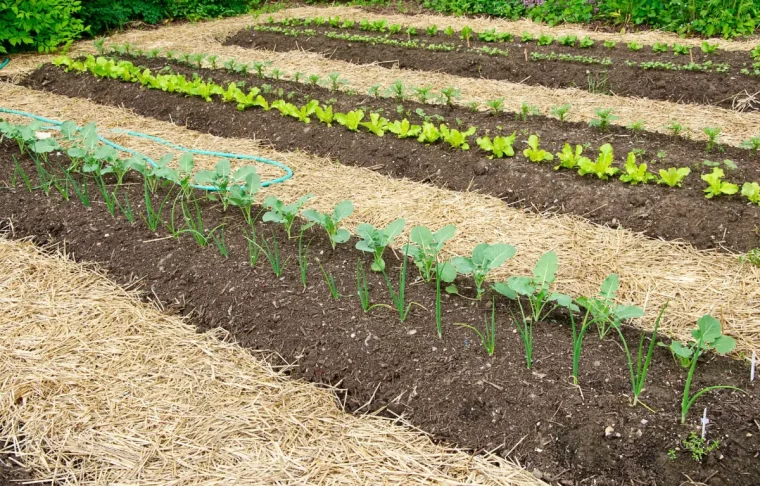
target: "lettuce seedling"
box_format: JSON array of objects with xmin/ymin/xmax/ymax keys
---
[
  {"xmin": 262, "ymin": 194, "xmax": 314, "ymax": 238},
  {"xmin": 667, "ymin": 315, "xmax": 744, "ymax": 423},
  {"xmin": 537, "ymin": 34, "xmax": 554, "ymax": 46},
  {"xmin": 657, "ymin": 167, "xmax": 691, "ymax": 187},
  {"xmin": 355, "ymin": 218, "xmax": 405, "ymax": 271},
  {"xmin": 652, "ymin": 42, "xmax": 669, "ymax": 53},
  {"xmin": 603, "ymin": 40, "xmax": 616, "ymax": 49},
  {"xmin": 271, "ymin": 99, "xmax": 318, "ymax": 123},
  {"xmin": 701, "ymin": 167, "xmax": 738, "ymax": 198},
  {"xmin": 554, "ymin": 143, "xmax": 588, "ymax": 170},
  {"xmin": 701, "ymin": 41, "xmax": 718, "ymax": 54},
  {"xmin": 417, "ymin": 122, "xmax": 442, "ymax": 144},
  {"xmin": 402, "ymin": 224, "xmax": 456, "ymax": 282},
  {"xmin": 627, "ymin": 41, "xmax": 643, "ymax": 51},
  {"xmin": 557, "ymin": 34, "xmax": 577, "ymax": 46},
  {"xmin": 359, "ymin": 113, "xmax": 389, "ymax": 136},
  {"xmin": 315, "ymin": 104, "xmax": 335, "ymax": 126},
  {"xmin": 477, "ymin": 133, "xmax": 516, "ymax": 158},
  {"xmin": 492, "ymin": 251, "xmax": 574, "ymax": 368},
  {"xmin": 619, "ymin": 152, "xmax": 656, "ymax": 185},
  {"xmin": 741, "ymin": 182, "xmax": 760, "ymax": 205},
  {"xmin": 578, "ymin": 144, "xmax": 619, "ymax": 180},
  {"xmin": 523, "ymin": 135, "xmax": 554, "ymax": 163},
  {"xmin": 450, "ymin": 243, "xmax": 516, "ymax": 299},
  {"xmin": 302, "ymin": 200, "xmax": 355, "ymax": 249},
  {"xmin": 579, "ymin": 36, "xmax": 594, "ymax": 48},
  {"xmin": 440, "ymin": 125, "xmax": 477, "ymax": 150},
  {"xmin": 335, "ymin": 110, "xmax": 365, "ymax": 131},
  {"xmin": 387, "ymin": 119, "xmax": 422, "ymax": 139},
  {"xmin": 673, "ymin": 43, "xmax": 689, "ymax": 55},
  {"xmin": 236, "ymin": 88, "xmax": 269, "ymax": 111}
]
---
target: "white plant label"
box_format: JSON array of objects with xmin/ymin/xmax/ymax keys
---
[{"xmin": 701, "ymin": 408, "xmax": 709, "ymax": 439}]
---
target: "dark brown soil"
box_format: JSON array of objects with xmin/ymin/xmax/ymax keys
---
[
  {"xmin": 0, "ymin": 457, "xmax": 34, "ymax": 486},
  {"xmin": 20, "ymin": 60, "xmax": 760, "ymax": 253},
  {"xmin": 224, "ymin": 25, "xmax": 760, "ymax": 111},
  {"xmin": 2, "ymin": 142, "xmax": 759, "ymax": 486}
]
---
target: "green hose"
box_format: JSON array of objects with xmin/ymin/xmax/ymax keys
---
[
  {"xmin": 0, "ymin": 107, "xmax": 293, "ymax": 190},
  {"xmin": 0, "ymin": 58, "xmax": 9, "ymax": 70}
]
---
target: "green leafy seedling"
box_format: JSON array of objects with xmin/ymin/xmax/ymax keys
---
[
  {"xmin": 554, "ymin": 143, "xmax": 589, "ymax": 170},
  {"xmin": 657, "ymin": 167, "xmax": 691, "ymax": 187},
  {"xmin": 440, "ymin": 125, "xmax": 477, "ymax": 150},
  {"xmin": 355, "ymin": 218, "xmax": 406, "ymax": 271},
  {"xmin": 262, "ymin": 194, "xmax": 314, "ymax": 238},
  {"xmin": 523, "ymin": 135, "xmax": 554, "ymax": 163},
  {"xmin": 402, "ymin": 224, "xmax": 456, "ymax": 282},
  {"xmin": 701, "ymin": 167, "xmax": 738, "ymax": 199},
  {"xmin": 387, "ymin": 119, "xmax": 422, "ymax": 139},
  {"xmin": 477, "ymin": 133, "xmax": 516, "ymax": 158},
  {"xmin": 449, "ymin": 243, "xmax": 516, "ymax": 299},
  {"xmin": 302, "ymin": 200, "xmax": 355, "ymax": 249},
  {"xmin": 578, "ymin": 144, "xmax": 619, "ymax": 180},
  {"xmin": 741, "ymin": 182, "xmax": 760, "ymax": 205},
  {"xmin": 619, "ymin": 152, "xmax": 656, "ymax": 185}
]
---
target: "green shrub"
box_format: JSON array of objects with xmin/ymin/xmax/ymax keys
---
[{"xmin": 1, "ymin": 0, "xmax": 87, "ymax": 54}]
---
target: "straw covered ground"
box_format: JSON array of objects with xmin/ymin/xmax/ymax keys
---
[
  {"xmin": 3, "ymin": 6, "xmax": 760, "ymax": 147},
  {"xmin": 1, "ymin": 82, "xmax": 759, "ymax": 358},
  {"xmin": 0, "ymin": 236, "xmax": 546, "ymax": 485}
]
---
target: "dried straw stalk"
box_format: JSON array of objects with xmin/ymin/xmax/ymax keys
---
[
  {"xmin": 0, "ymin": 237, "xmax": 546, "ymax": 485},
  {"xmin": 1, "ymin": 83, "xmax": 759, "ymax": 358}
]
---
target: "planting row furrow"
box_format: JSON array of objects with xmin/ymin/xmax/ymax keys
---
[
  {"xmin": 25, "ymin": 55, "xmax": 760, "ymax": 253},
  {"xmin": 224, "ymin": 22, "xmax": 760, "ymax": 111}
]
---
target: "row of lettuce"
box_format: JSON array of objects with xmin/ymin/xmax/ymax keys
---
[
  {"xmin": 51, "ymin": 54, "xmax": 760, "ymax": 205},
  {"xmin": 0, "ymin": 116, "xmax": 746, "ymax": 428}
]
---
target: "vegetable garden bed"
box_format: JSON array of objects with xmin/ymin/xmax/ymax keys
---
[
  {"xmin": 223, "ymin": 18, "xmax": 760, "ymax": 111},
  {"xmin": 20, "ymin": 56, "xmax": 760, "ymax": 252},
  {"xmin": 0, "ymin": 129, "xmax": 758, "ymax": 485}
]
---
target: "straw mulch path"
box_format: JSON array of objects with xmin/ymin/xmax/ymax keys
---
[
  {"xmin": 1, "ymin": 82, "xmax": 759, "ymax": 358},
  {"xmin": 3, "ymin": 6, "xmax": 760, "ymax": 148},
  {"xmin": 0, "ymin": 237, "xmax": 546, "ymax": 485}
]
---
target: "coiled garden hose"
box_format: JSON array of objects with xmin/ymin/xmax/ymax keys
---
[
  {"xmin": 0, "ymin": 58, "xmax": 9, "ymax": 70},
  {"xmin": 0, "ymin": 107, "xmax": 293, "ymax": 190}
]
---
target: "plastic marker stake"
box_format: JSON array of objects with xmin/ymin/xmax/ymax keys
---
[
  {"xmin": 701, "ymin": 408, "xmax": 709, "ymax": 439},
  {"xmin": 752, "ymin": 351, "xmax": 756, "ymax": 382}
]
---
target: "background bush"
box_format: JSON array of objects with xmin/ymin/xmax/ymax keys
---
[{"xmin": 0, "ymin": 0, "xmax": 88, "ymax": 54}]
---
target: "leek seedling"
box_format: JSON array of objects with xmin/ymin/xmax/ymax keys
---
[
  {"xmin": 666, "ymin": 315, "xmax": 745, "ymax": 423},
  {"xmin": 179, "ymin": 194, "xmax": 209, "ymax": 246},
  {"xmin": 435, "ymin": 260, "xmax": 457, "ymax": 338},
  {"xmin": 243, "ymin": 227, "xmax": 261, "ymax": 267},
  {"xmin": 12, "ymin": 156, "xmax": 32, "ymax": 192},
  {"xmin": 142, "ymin": 178, "xmax": 173, "ymax": 231},
  {"xmin": 381, "ymin": 245, "xmax": 421, "ymax": 323},
  {"xmin": 67, "ymin": 171, "xmax": 90, "ymax": 207},
  {"xmin": 456, "ymin": 299, "xmax": 497, "ymax": 356},
  {"xmin": 94, "ymin": 174, "xmax": 116, "ymax": 216},
  {"xmin": 257, "ymin": 232, "xmax": 289, "ymax": 277},
  {"xmin": 116, "ymin": 192, "xmax": 134, "ymax": 223},
  {"xmin": 318, "ymin": 261, "xmax": 340, "ymax": 299},
  {"xmin": 212, "ymin": 224, "xmax": 229, "ymax": 258}
]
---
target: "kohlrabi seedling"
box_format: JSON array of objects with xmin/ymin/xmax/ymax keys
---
[
  {"xmin": 355, "ymin": 218, "xmax": 406, "ymax": 271},
  {"xmin": 449, "ymin": 243, "xmax": 516, "ymax": 299},
  {"xmin": 262, "ymin": 194, "xmax": 314, "ymax": 238},
  {"xmin": 402, "ymin": 224, "xmax": 456, "ymax": 282},
  {"xmin": 302, "ymin": 200, "xmax": 355, "ymax": 249}
]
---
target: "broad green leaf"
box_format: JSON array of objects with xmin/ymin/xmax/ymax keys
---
[
  {"xmin": 439, "ymin": 261, "xmax": 457, "ymax": 282},
  {"xmin": 333, "ymin": 228, "xmax": 351, "ymax": 244},
  {"xmin": 355, "ymin": 223, "xmax": 376, "ymax": 242},
  {"xmin": 333, "ymin": 200, "xmax": 354, "ymax": 222},
  {"xmin": 410, "ymin": 226, "xmax": 434, "ymax": 248},
  {"xmin": 484, "ymin": 243, "xmax": 516, "ymax": 268},
  {"xmin": 384, "ymin": 218, "xmax": 405, "ymax": 239},
  {"xmin": 433, "ymin": 224, "xmax": 456, "ymax": 248},
  {"xmin": 508, "ymin": 275, "xmax": 534, "ymax": 296},
  {"xmin": 711, "ymin": 335, "xmax": 736, "ymax": 354},
  {"xmin": 450, "ymin": 256, "xmax": 475, "ymax": 274},
  {"xmin": 695, "ymin": 314, "xmax": 722, "ymax": 342},
  {"xmin": 599, "ymin": 274, "xmax": 619, "ymax": 300},
  {"xmin": 215, "ymin": 158, "xmax": 231, "ymax": 178},
  {"xmin": 669, "ymin": 341, "xmax": 693, "ymax": 358},
  {"xmin": 614, "ymin": 305, "xmax": 644, "ymax": 320},
  {"xmin": 532, "ymin": 251, "xmax": 558, "ymax": 287},
  {"xmin": 492, "ymin": 281, "xmax": 516, "ymax": 299}
]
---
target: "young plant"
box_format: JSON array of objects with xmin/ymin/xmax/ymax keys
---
[
  {"xmin": 603, "ymin": 40, "xmax": 616, "ymax": 49},
  {"xmin": 516, "ymin": 102, "xmax": 539, "ymax": 121},
  {"xmin": 550, "ymin": 103, "xmax": 571, "ymax": 121},
  {"xmin": 537, "ymin": 34, "xmax": 554, "ymax": 46},
  {"xmin": 557, "ymin": 34, "xmax": 577, "ymax": 46},
  {"xmin": 554, "ymin": 143, "xmax": 589, "ymax": 170},
  {"xmin": 381, "ymin": 245, "xmax": 419, "ymax": 322},
  {"xmin": 417, "ymin": 122, "xmax": 442, "ymax": 144},
  {"xmin": 439, "ymin": 86, "xmax": 460, "ymax": 106},
  {"xmin": 387, "ymin": 119, "xmax": 422, "ymax": 139},
  {"xmin": 521, "ymin": 31, "xmax": 534, "ymax": 42},
  {"xmin": 665, "ymin": 314, "xmax": 743, "ymax": 423},
  {"xmin": 682, "ymin": 432, "xmax": 720, "ymax": 462},
  {"xmin": 741, "ymin": 136, "xmax": 760, "ymax": 152},
  {"xmin": 579, "ymin": 36, "xmax": 594, "ymax": 48},
  {"xmin": 485, "ymin": 98, "xmax": 504, "ymax": 114},
  {"xmin": 588, "ymin": 108, "xmax": 618, "ymax": 131},
  {"xmin": 426, "ymin": 25, "xmax": 437, "ymax": 36},
  {"xmin": 657, "ymin": 167, "xmax": 691, "ymax": 187},
  {"xmin": 523, "ymin": 135, "xmax": 554, "ymax": 163},
  {"xmin": 456, "ymin": 299, "xmax": 497, "ymax": 356},
  {"xmin": 627, "ymin": 41, "xmax": 643, "ymax": 51},
  {"xmin": 413, "ymin": 86, "xmax": 433, "ymax": 103},
  {"xmin": 627, "ymin": 120, "xmax": 646, "ymax": 134},
  {"xmin": 355, "ymin": 218, "xmax": 405, "ymax": 271},
  {"xmin": 701, "ymin": 41, "xmax": 718, "ymax": 54},
  {"xmin": 335, "ymin": 110, "xmax": 365, "ymax": 131},
  {"xmin": 673, "ymin": 43, "xmax": 689, "ymax": 55},
  {"xmin": 258, "ymin": 232, "xmax": 288, "ymax": 277},
  {"xmin": 386, "ymin": 79, "xmax": 407, "ymax": 101},
  {"xmin": 440, "ymin": 125, "xmax": 477, "ymax": 150},
  {"xmin": 477, "ymin": 133, "xmax": 516, "ymax": 159},
  {"xmin": 701, "ymin": 167, "xmax": 738, "ymax": 198},
  {"xmin": 262, "ymin": 194, "xmax": 314, "ymax": 238},
  {"xmin": 666, "ymin": 120, "xmax": 685, "ymax": 137},
  {"xmin": 578, "ymin": 144, "xmax": 619, "ymax": 180},
  {"xmin": 492, "ymin": 251, "xmax": 574, "ymax": 368},
  {"xmin": 450, "ymin": 243, "xmax": 516, "ymax": 299},
  {"xmin": 652, "ymin": 42, "xmax": 669, "ymax": 53},
  {"xmin": 314, "ymin": 104, "xmax": 335, "ymax": 126},
  {"xmin": 703, "ymin": 126, "xmax": 722, "ymax": 152},
  {"xmin": 318, "ymin": 261, "xmax": 340, "ymax": 299},
  {"xmin": 741, "ymin": 182, "xmax": 760, "ymax": 205},
  {"xmin": 402, "ymin": 224, "xmax": 456, "ymax": 282},
  {"xmin": 302, "ymin": 200, "xmax": 354, "ymax": 249},
  {"xmin": 460, "ymin": 26, "xmax": 473, "ymax": 47},
  {"xmin": 619, "ymin": 152, "xmax": 656, "ymax": 185}
]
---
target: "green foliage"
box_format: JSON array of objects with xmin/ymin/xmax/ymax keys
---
[
  {"xmin": 537, "ymin": 33, "xmax": 554, "ymax": 46},
  {"xmin": 627, "ymin": 41, "xmax": 643, "ymax": 51},
  {"xmin": 262, "ymin": 194, "xmax": 313, "ymax": 238},
  {"xmin": 450, "ymin": 243, "xmax": 516, "ymax": 299},
  {"xmin": 557, "ymin": 34, "xmax": 577, "ymax": 46},
  {"xmin": 456, "ymin": 299, "xmax": 497, "ymax": 356},
  {"xmin": 603, "ymin": 40, "xmax": 616, "ymax": 49},
  {"xmin": 741, "ymin": 136, "xmax": 760, "ymax": 152},
  {"xmin": 359, "ymin": 113, "xmax": 389, "ymax": 136},
  {"xmin": 402, "ymin": 224, "xmax": 456, "ymax": 282},
  {"xmin": 701, "ymin": 167, "xmax": 738, "ymax": 198},
  {"xmin": 550, "ymin": 103, "xmax": 571, "ymax": 121},
  {"xmin": 440, "ymin": 125, "xmax": 477, "ymax": 150},
  {"xmin": 619, "ymin": 152, "xmax": 656, "ymax": 185},
  {"xmin": 477, "ymin": 133, "xmax": 516, "ymax": 159},
  {"xmin": 701, "ymin": 41, "xmax": 718, "ymax": 54},
  {"xmin": 302, "ymin": 200, "xmax": 355, "ymax": 249},
  {"xmin": 554, "ymin": 143, "xmax": 588, "ymax": 170},
  {"xmin": 417, "ymin": 122, "xmax": 442, "ymax": 144},
  {"xmin": 335, "ymin": 110, "xmax": 365, "ymax": 131},
  {"xmin": 741, "ymin": 182, "xmax": 760, "ymax": 205},
  {"xmin": 682, "ymin": 433, "xmax": 720, "ymax": 462},
  {"xmin": 703, "ymin": 126, "xmax": 722, "ymax": 151},
  {"xmin": 523, "ymin": 134, "xmax": 553, "ymax": 163},
  {"xmin": 355, "ymin": 218, "xmax": 405, "ymax": 271},
  {"xmin": 657, "ymin": 167, "xmax": 691, "ymax": 187},
  {"xmin": 579, "ymin": 36, "xmax": 594, "ymax": 48},
  {"xmin": 588, "ymin": 108, "xmax": 618, "ymax": 131},
  {"xmin": 387, "ymin": 118, "xmax": 422, "ymax": 139},
  {"xmin": 1, "ymin": 0, "xmax": 87, "ymax": 54},
  {"xmin": 577, "ymin": 274, "xmax": 644, "ymax": 340},
  {"xmin": 673, "ymin": 43, "xmax": 689, "ymax": 55},
  {"xmin": 652, "ymin": 42, "xmax": 669, "ymax": 53},
  {"xmin": 578, "ymin": 144, "xmax": 618, "ymax": 180},
  {"xmin": 666, "ymin": 120, "xmax": 685, "ymax": 137}
]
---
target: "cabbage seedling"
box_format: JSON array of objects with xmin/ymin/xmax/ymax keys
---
[
  {"xmin": 492, "ymin": 251, "xmax": 574, "ymax": 368},
  {"xmin": 477, "ymin": 133, "xmax": 516, "ymax": 158},
  {"xmin": 194, "ymin": 159, "xmax": 254, "ymax": 211},
  {"xmin": 619, "ymin": 152, "xmax": 656, "ymax": 185},
  {"xmin": 578, "ymin": 144, "xmax": 619, "ymax": 180},
  {"xmin": 402, "ymin": 224, "xmax": 456, "ymax": 282},
  {"xmin": 355, "ymin": 218, "xmax": 405, "ymax": 271},
  {"xmin": 701, "ymin": 167, "xmax": 738, "ymax": 198},
  {"xmin": 523, "ymin": 135, "xmax": 554, "ymax": 163},
  {"xmin": 449, "ymin": 243, "xmax": 516, "ymax": 299},
  {"xmin": 262, "ymin": 194, "xmax": 314, "ymax": 238},
  {"xmin": 226, "ymin": 170, "xmax": 261, "ymax": 226},
  {"xmin": 302, "ymin": 200, "xmax": 355, "ymax": 249},
  {"xmin": 588, "ymin": 108, "xmax": 618, "ymax": 131},
  {"xmin": 657, "ymin": 167, "xmax": 690, "ymax": 187},
  {"xmin": 667, "ymin": 315, "xmax": 744, "ymax": 423}
]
